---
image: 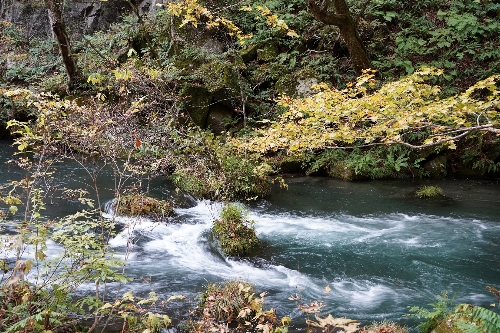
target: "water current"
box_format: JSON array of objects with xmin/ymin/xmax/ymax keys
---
[{"xmin": 1, "ymin": 140, "xmax": 499, "ymax": 329}]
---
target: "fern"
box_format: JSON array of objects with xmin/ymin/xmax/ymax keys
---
[
  {"xmin": 471, "ymin": 306, "xmax": 500, "ymax": 333},
  {"xmin": 408, "ymin": 292, "xmax": 456, "ymax": 333},
  {"xmin": 454, "ymin": 320, "xmax": 484, "ymax": 333},
  {"xmin": 453, "ymin": 304, "xmax": 500, "ymax": 333}
]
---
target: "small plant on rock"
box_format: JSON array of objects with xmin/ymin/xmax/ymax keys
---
[
  {"xmin": 114, "ymin": 193, "xmax": 174, "ymax": 218},
  {"xmin": 212, "ymin": 203, "xmax": 259, "ymax": 256},
  {"xmin": 359, "ymin": 321, "xmax": 409, "ymax": 333},
  {"xmin": 415, "ymin": 186, "xmax": 444, "ymax": 199}
]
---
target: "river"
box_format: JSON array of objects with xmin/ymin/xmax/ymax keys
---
[{"xmin": 1, "ymin": 140, "xmax": 499, "ymax": 330}]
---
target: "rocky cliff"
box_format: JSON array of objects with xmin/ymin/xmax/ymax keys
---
[{"xmin": 0, "ymin": 0, "xmax": 162, "ymax": 38}]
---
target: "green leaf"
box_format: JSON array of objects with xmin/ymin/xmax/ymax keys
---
[{"xmin": 9, "ymin": 206, "xmax": 18, "ymax": 214}]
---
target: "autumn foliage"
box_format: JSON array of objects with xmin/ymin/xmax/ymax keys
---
[{"xmin": 230, "ymin": 68, "xmax": 500, "ymax": 154}]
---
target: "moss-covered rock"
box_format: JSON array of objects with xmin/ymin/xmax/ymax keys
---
[
  {"xmin": 114, "ymin": 194, "xmax": 174, "ymax": 218},
  {"xmin": 423, "ymin": 155, "xmax": 447, "ymax": 178},
  {"xmin": 326, "ymin": 161, "xmax": 358, "ymax": 181},
  {"xmin": 240, "ymin": 44, "xmax": 258, "ymax": 63},
  {"xmin": 274, "ymin": 155, "xmax": 306, "ymax": 174},
  {"xmin": 415, "ymin": 186, "xmax": 444, "ymax": 199},
  {"xmin": 275, "ymin": 68, "xmax": 319, "ymax": 97},
  {"xmin": 197, "ymin": 59, "xmax": 240, "ymax": 93},
  {"xmin": 179, "ymin": 83, "xmax": 213, "ymax": 128}
]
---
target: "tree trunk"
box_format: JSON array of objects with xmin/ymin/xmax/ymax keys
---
[
  {"xmin": 306, "ymin": 0, "xmax": 371, "ymax": 77},
  {"xmin": 43, "ymin": 0, "xmax": 81, "ymax": 91}
]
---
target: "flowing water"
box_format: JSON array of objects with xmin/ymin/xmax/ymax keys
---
[{"xmin": 1, "ymin": 140, "xmax": 499, "ymax": 329}]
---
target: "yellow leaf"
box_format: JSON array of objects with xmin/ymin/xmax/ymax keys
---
[
  {"xmin": 281, "ymin": 316, "xmax": 291, "ymax": 326},
  {"xmin": 166, "ymin": 295, "xmax": 186, "ymax": 302}
]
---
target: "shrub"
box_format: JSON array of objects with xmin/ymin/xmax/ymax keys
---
[
  {"xmin": 306, "ymin": 146, "xmax": 425, "ymax": 180},
  {"xmin": 114, "ymin": 193, "xmax": 174, "ymax": 218},
  {"xmin": 0, "ymin": 281, "xmax": 78, "ymax": 333},
  {"xmin": 211, "ymin": 203, "xmax": 259, "ymax": 256},
  {"xmin": 415, "ymin": 185, "xmax": 443, "ymax": 199},
  {"xmin": 171, "ymin": 144, "xmax": 274, "ymax": 201},
  {"xmin": 196, "ymin": 280, "xmax": 289, "ymax": 333},
  {"xmin": 199, "ymin": 281, "xmax": 256, "ymax": 323}
]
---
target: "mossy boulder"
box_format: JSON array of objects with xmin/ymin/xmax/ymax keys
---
[
  {"xmin": 169, "ymin": 16, "xmax": 225, "ymax": 55},
  {"xmin": 179, "ymin": 83, "xmax": 213, "ymax": 128},
  {"xmin": 321, "ymin": 161, "xmax": 370, "ymax": 181},
  {"xmin": 415, "ymin": 186, "xmax": 444, "ymax": 199},
  {"xmin": 240, "ymin": 44, "xmax": 258, "ymax": 63},
  {"xmin": 275, "ymin": 155, "xmax": 306, "ymax": 174},
  {"xmin": 197, "ymin": 59, "xmax": 240, "ymax": 94},
  {"xmin": 114, "ymin": 194, "xmax": 174, "ymax": 218},
  {"xmin": 275, "ymin": 69, "xmax": 319, "ymax": 97},
  {"xmin": 423, "ymin": 155, "xmax": 447, "ymax": 178}
]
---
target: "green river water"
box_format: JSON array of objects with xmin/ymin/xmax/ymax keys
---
[{"xmin": 1, "ymin": 140, "xmax": 499, "ymax": 330}]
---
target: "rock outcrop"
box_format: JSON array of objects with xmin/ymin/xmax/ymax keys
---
[{"xmin": 0, "ymin": 0, "xmax": 163, "ymax": 38}]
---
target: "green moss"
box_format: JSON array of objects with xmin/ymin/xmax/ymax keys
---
[
  {"xmin": 423, "ymin": 155, "xmax": 448, "ymax": 178},
  {"xmin": 239, "ymin": 44, "xmax": 258, "ymax": 63},
  {"xmin": 212, "ymin": 204, "xmax": 259, "ymax": 256},
  {"xmin": 114, "ymin": 194, "xmax": 174, "ymax": 218},
  {"xmin": 415, "ymin": 186, "xmax": 444, "ymax": 199},
  {"xmin": 197, "ymin": 59, "xmax": 240, "ymax": 93},
  {"xmin": 275, "ymin": 68, "xmax": 319, "ymax": 97},
  {"xmin": 257, "ymin": 43, "xmax": 279, "ymax": 62}
]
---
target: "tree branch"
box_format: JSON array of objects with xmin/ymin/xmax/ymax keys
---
[
  {"xmin": 324, "ymin": 124, "xmax": 499, "ymax": 150},
  {"xmin": 306, "ymin": 0, "xmax": 349, "ymax": 26}
]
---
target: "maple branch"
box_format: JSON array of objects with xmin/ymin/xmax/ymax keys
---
[{"xmin": 324, "ymin": 124, "xmax": 499, "ymax": 150}]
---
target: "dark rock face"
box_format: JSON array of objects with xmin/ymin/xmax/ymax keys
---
[
  {"xmin": 0, "ymin": 0, "xmax": 163, "ymax": 37},
  {"xmin": 1, "ymin": 1, "xmax": 51, "ymax": 37},
  {"xmin": 206, "ymin": 103, "xmax": 233, "ymax": 135},
  {"xmin": 423, "ymin": 155, "xmax": 447, "ymax": 178}
]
